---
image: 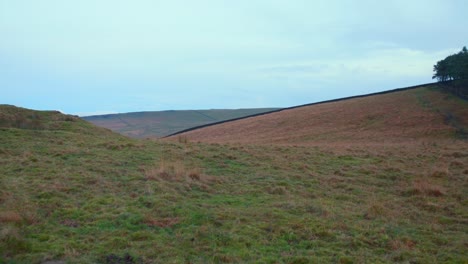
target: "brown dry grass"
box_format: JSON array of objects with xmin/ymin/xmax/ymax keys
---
[
  {"xmin": 144, "ymin": 160, "xmax": 205, "ymax": 182},
  {"xmin": 168, "ymin": 86, "xmax": 468, "ymax": 146},
  {"xmin": 0, "ymin": 211, "xmax": 22, "ymax": 224},
  {"xmin": 389, "ymin": 237, "xmax": 417, "ymax": 251},
  {"xmin": 409, "ymin": 178, "xmax": 445, "ymax": 197},
  {"xmin": 143, "ymin": 160, "xmax": 222, "ymax": 195},
  {"xmin": 144, "ymin": 215, "xmax": 180, "ymax": 228}
]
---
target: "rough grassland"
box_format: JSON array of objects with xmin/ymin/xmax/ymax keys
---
[
  {"xmin": 0, "ymin": 88, "xmax": 467, "ymax": 264},
  {"xmin": 171, "ymin": 85, "xmax": 468, "ymax": 145}
]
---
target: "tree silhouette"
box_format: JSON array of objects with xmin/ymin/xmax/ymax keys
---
[{"xmin": 432, "ymin": 47, "xmax": 468, "ymax": 99}]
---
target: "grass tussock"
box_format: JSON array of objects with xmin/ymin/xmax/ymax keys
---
[
  {"xmin": 430, "ymin": 169, "xmax": 449, "ymax": 178},
  {"xmin": 0, "ymin": 211, "xmax": 22, "ymax": 224},
  {"xmin": 389, "ymin": 237, "xmax": 417, "ymax": 251},
  {"xmin": 364, "ymin": 200, "xmax": 389, "ymax": 220},
  {"xmin": 409, "ymin": 178, "xmax": 445, "ymax": 197},
  {"xmin": 143, "ymin": 215, "xmax": 180, "ymax": 228},
  {"xmin": 144, "ymin": 160, "xmax": 217, "ymax": 184}
]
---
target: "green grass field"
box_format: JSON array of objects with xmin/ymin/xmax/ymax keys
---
[{"xmin": 1, "ymin": 97, "xmax": 467, "ymax": 263}]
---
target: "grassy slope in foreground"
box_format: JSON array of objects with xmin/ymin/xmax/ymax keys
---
[
  {"xmin": 1, "ymin": 100, "xmax": 467, "ymax": 263},
  {"xmin": 169, "ymin": 84, "xmax": 468, "ymax": 145},
  {"xmin": 83, "ymin": 108, "xmax": 280, "ymax": 139}
]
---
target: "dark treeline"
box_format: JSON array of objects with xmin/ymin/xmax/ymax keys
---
[{"xmin": 433, "ymin": 46, "xmax": 468, "ymax": 99}]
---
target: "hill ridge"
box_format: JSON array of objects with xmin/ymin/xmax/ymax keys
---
[
  {"xmin": 166, "ymin": 82, "xmax": 438, "ymax": 138},
  {"xmin": 168, "ymin": 82, "xmax": 468, "ymax": 145}
]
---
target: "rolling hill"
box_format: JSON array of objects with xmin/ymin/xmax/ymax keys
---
[
  {"xmin": 168, "ymin": 84, "xmax": 468, "ymax": 145},
  {"xmin": 83, "ymin": 108, "xmax": 280, "ymax": 138},
  {"xmin": 1, "ymin": 84, "xmax": 467, "ymax": 263}
]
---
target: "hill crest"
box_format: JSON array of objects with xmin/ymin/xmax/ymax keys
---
[
  {"xmin": 167, "ymin": 83, "xmax": 468, "ymax": 145},
  {"xmin": 0, "ymin": 104, "xmax": 117, "ymax": 137}
]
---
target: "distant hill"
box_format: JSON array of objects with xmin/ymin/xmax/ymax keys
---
[
  {"xmin": 0, "ymin": 104, "xmax": 117, "ymax": 137},
  {"xmin": 83, "ymin": 108, "xmax": 280, "ymax": 138},
  {"xmin": 167, "ymin": 84, "xmax": 468, "ymax": 145}
]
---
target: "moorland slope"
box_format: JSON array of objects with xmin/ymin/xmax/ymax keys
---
[
  {"xmin": 1, "ymin": 90, "xmax": 467, "ymax": 263},
  {"xmin": 169, "ymin": 84, "xmax": 468, "ymax": 145}
]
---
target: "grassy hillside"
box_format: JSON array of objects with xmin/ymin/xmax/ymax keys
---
[
  {"xmin": 83, "ymin": 108, "xmax": 280, "ymax": 138},
  {"xmin": 170, "ymin": 84, "xmax": 468, "ymax": 145},
  {"xmin": 1, "ymin": 94, "xmax": 467, "ymax": 263}
]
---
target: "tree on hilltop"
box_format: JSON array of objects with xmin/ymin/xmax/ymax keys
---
[{"xmin": 433, "ymin": 46, "xmax": 468, "ymax": 98}]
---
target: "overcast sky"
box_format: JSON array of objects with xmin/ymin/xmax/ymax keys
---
[{"xmin": 1, "ymin": 0, "xmax": 466, "ymax": 116}]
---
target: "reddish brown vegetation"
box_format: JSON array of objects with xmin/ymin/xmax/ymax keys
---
[
  {"xmin": 409, "ymin": 179, "xmax": 445, "ymax": 197},
  {"xmin": 169, "ymin": 86, "xmax": 468, "ymax": 146},
  {"xmin": 389, "ymin": 237, "xmax": 417, "ymax": 251},
  {"xmin": 144, "ymin": 216, "xmax": 180, "ymax": 228},
  {"xmin": 0, "ymin": 211, "xmax": 22, "ymax": 223}
]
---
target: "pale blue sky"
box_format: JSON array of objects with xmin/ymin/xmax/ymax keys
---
[{"xmin": 1, "ymin": 0, "xmax": 466, "ymax": 116}]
